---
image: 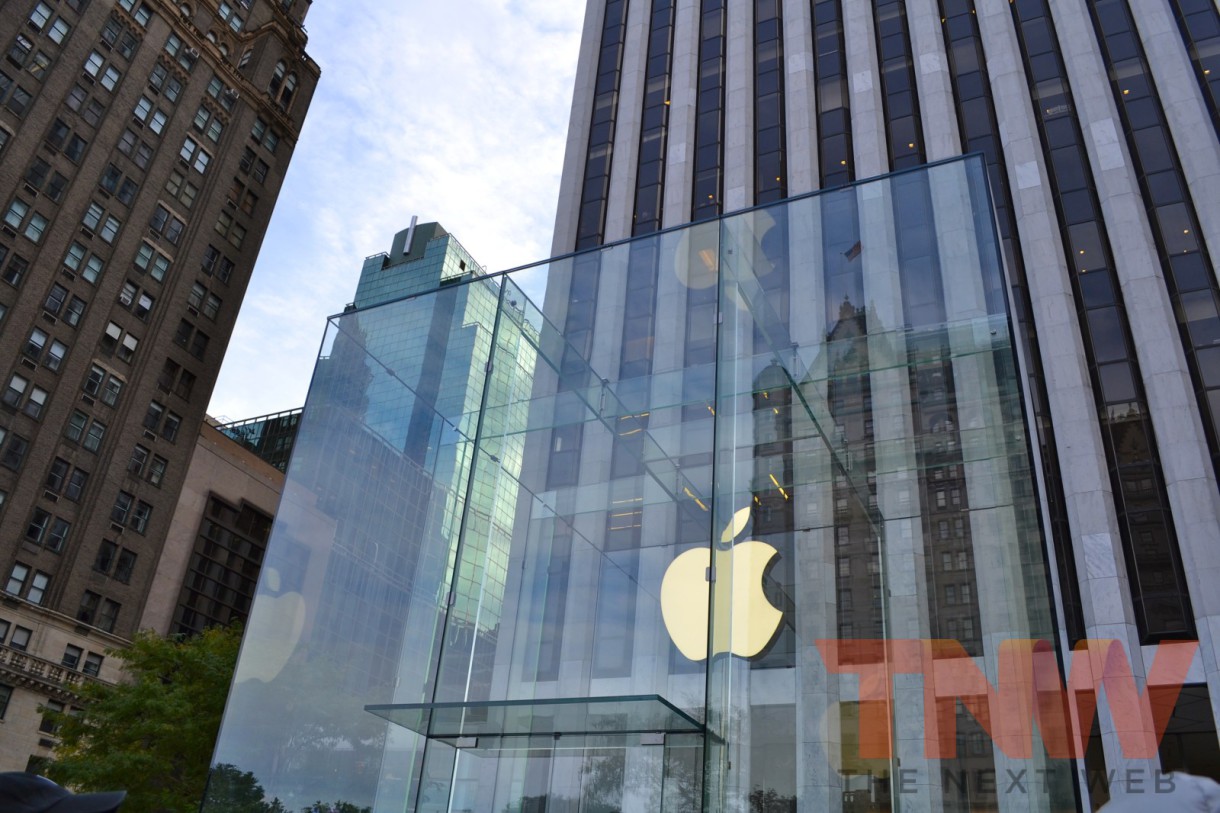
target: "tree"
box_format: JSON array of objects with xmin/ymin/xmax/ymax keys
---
[{"xmin": 45, "ymin": 625, "xmax": 243, "ymax": 813}]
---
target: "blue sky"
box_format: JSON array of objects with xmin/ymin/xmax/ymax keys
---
[{"xmin": 207, "ymin": 0, "xmax": 583, "ymax": 421}]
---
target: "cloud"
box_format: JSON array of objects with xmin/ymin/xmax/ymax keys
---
[{"xmin": 208, "ymin": 0, "xmax": 581, "ymax": 421}]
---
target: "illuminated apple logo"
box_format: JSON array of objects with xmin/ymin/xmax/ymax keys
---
[
  {"xmin": 235, "ymin": 567, "xmax": 306, "ymax": 684},
  {"xmin": 660, "ymin": 508, "xmax": 784, "ymax": 661}
]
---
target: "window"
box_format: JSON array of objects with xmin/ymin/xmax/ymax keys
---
[
  {"xmin": 189, "ymin": 282, "xmax": 222, "ymax": 319},
  {"xmin": 114, "ymin": 549, "xmax": 136, "ymax": 583},
  {"xmin": 119, "ymin": 280, "xmax": 155, "ymax": 319},
  {"xmin": 24, "ymin": 329, "xmax": 67, "ymax": 371},
  {"xmin": 25, "ymin": 509, "xmax": 68, "ymax": 552},
  {"xmin": 0, "ymin": 429, "xmax": 30, "ymax": 470},
  {"xmin": 3, "ymin": 198, "xmax": 28, "ymax": 229},
  {"xmin": 192, "ymin": 104, "xmax": 223, "ymax": 142},
  {"xmin": 82, "ymin": 50, "xmax": 120, "ymax": 90},
  {"xmin": 101, "ymin": 322, "xmax": 139, "ymax": 362},
  {"xmin": 62, "ymin": 646, "xmax": 82, "ymax": 669},
  {"xmin": 77, "ymin": 591, "xmax": 99, "ymax": 624},
  {"xmin": 1, "ymin": 251, "xmax": 28, "ymax": 287},
  {"xmin": 217, "ymin": 2, "xmax": 244, "ymax": 30},
  {"xmin": 173, "ymin": 319, "xmax": 209, "ymax": 361},
  {"xmin": 65, "ymin": 410, "xmax": 87, "ymax": 442},
  {"xmin": 46, "ymin": 459, "xmax": 88, "ymax": 501},
  {"xmin": 24, "ymin": 158, "xmax": 68, "ymax": 203},
  {"xmin": 158, "ymin": 358, "xmax": 197, "ymax": 398},
  {"xmin": 83, "ymin": 364, "xmax": 124, "ymax": 406},
  {"xmin": 148, "ymin": 61, "xmax": 182, "ymax": 102},
  {"xmin": 227, "ymin": 178, "xmax": 258, "ymax": 215},
  {"xmin": 9, "ymin": 626, "xmax": 30, "ymax": 652},
  {"xmin": 40, "ymin": 699, "xmax": 65, "ymax": 734},
  {"xmin": 165, "ymin": 171, "xmax": 198, "ymax": 209},
  {"xmin": 83, "ymin": 651, "xmax": 104, "ymax": 674},
  {"xmin": 94, "ymin": 540, "xmax": 117, "ymax": 573},
  {"xmin": 63, "ymin": 239, "xmax": 106, "ymax": 283},
  {"xmin": 96, "ymin": 600, "xmax": 119, "ymax": 633},
  {"xmin": 84, "ymin": 419, "xmax": 105, "ymax": 452},
  {"xmin": 201, "ymin": 244, "xmax": 234, "ymax": 282},
  {"xmin": 46, "ymin": 117, "xmax": 87, "ymax": 161},
  {"xmin": 44, "ymin": 284, "xmax": 86, "ymax": 326},
  {"xmin": 148, "ymin": 455, "xmax": 167, "ymax": 486},
  {"xmin": 65, "ymin": 468, "xmax": 88, "ymax": 501},
  {"xmin": 131, "ymin": 95, "xmax": 168, "ymax": 134},
  {"xmin": 117, "ymin": 127, "xmax": 152, "ymax": 168},
  {"xmin": 250, "ymin": 117, "xmax": 278, "ymax": 152},
  {"xmin": 163, "ymin": 34, "xmax": 196, "ymax": 71},
  {"xmin": 214, "ymin": 211, "xmax": 245, "ymax": 249},
  {"xmin": 8, "ymin": 35, "xmax": 34, "ymax": 69},
  {"xmin": 207, "ymin": 73, "xmax": 236, "ymax": 109},
  {"xmin": 179, "ymin": 136, "xmax": 210, "ymax": 173},
  {"xmin": 48, "ymin": 18, "xmax": 70, "ymax": 44},
  {"xmin": 128, "ymin": 444, "xmax": 148, "ymax": 475},
  {"xmin": 4, "ymin": 373, "xmax": 48, "ymax": 418},
  {"xmin": 111, "ymin": 490, "xmax": 133, "ymax": 524},
  {"xmin": 27, "ymin": 572, "xmax": 49, "ymax": 603},
  {"xmin": 118, "ymin": 0, "xmax": 152, "ymax": 26},
  {"xmin": 101, "ymin": 15, "xmax": 139, "ymax": 60},
  {"xmin": 163, "ymin": 410, "xmax": 181, "ymax": 441},
  {"xmin": 99, "ymin": 163, "xmax": 138, "ymax": 205},
  {"xmin": 5, "ymin": 563, "xmax": 28, "ymax": 595},
  {"xmin": 82, "ymin": 201, "xmax": 121, "ymax": 243},
  {"xmin": 0, "ymin": 685, "xmax": 10, "ymax": 719},
  {"xmin": 28, "ymin": 3, "xmax": 54, "ymax": 32},
  {"xmin": 149, "ymin": 204, "xmax": 185, "ymax": 245},
  {"xmin": 134, "ymin": 241, "xmax": 170, "ymax": 281}
]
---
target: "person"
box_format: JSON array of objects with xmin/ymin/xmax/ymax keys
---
[
  {"xmin": 1099, "ymin": 772, "xmax": 1220, "ymax": 813},
  {"xmin": 0, "ymin": 772, "xmax": 126, "ymax": 813}
]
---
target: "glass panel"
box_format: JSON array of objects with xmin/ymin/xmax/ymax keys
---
[{"xmin": 205, "ymin": 157, "xmax": 1075, "ymax": 813}]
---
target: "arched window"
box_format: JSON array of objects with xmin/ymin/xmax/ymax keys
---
[
  {"xmin": 269, "ymin": 61, "xmax": 285, "ymax": 95},
  {"xmin": 280, "ymin": 73, "xmax": 297, "ymax": 108}
]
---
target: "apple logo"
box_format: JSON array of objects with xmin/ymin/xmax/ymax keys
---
[
  {"xmin": 235, "ymin": 567, "xmax": 306, "ymax": 684},
  {"xmin": 660, "ymin": 508, "xmax": 784, "ymax": 661}
]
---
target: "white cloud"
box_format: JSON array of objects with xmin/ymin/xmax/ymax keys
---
[{"xmin": 208, "ymin": 0, "xmax": 581, "ymax": 422}]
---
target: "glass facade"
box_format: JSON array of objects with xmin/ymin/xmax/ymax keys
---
[{"xmin": 204, "ymin": 157, "xmax": 1075, "ymax": 813}]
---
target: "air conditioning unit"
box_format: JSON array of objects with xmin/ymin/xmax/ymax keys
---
[
  {"xmin": 224, "ymin": 88, "xmax": 239, "ymax": 101},
  {"xmin": 186, "ymin": 47, "xmax": 200, "ymax": 58}
]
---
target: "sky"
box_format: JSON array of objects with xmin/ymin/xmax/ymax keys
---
[{"xmin": 207, "ymin": 0, "xmax": 584, "ymax": 422}]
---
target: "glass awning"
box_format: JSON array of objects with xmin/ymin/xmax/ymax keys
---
[{"xmin": 366, "ymin": 694, "xmax": 705, "ymax": 751}]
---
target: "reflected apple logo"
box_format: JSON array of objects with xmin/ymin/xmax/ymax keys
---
[
  {"xmin": 235, "ymin": 567, "xmax": 305, "ymax": 684},
  {"xmin": 660, "ymin": 508, "xmax": 784, "ymax": 661}
]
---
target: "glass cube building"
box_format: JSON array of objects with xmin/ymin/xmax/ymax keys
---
[{"xmin": 204, "ymin": 156, "xmax": 1079, "ymax": 812}]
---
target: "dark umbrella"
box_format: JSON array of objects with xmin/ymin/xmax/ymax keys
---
[{"xmin": 0, "ymin": 773, "xmax": 126, "ymax": 813}]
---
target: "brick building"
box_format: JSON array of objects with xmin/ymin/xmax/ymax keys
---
[{"xmin": 0, "ymin": 0, "xmax": 317, "ymax": 771}]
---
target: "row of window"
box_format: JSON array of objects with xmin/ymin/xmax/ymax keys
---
[
  {"xmin": 574, "ymin": 0, "xmax": 630, "ymax": 249},
  {"xmin": 631, "ymin": 0, "xmax": 676, "ymax": 236},
  {"xmin": 814, "ymin": 0, "xmax": 853, "ymax": 187},
  {"xmin": 754, "ymin": 0, "xmax": 786, "ymax": 203},
  {"xmin": 691, "ymin": 0, "xmax": 727, "ymax": 221}
]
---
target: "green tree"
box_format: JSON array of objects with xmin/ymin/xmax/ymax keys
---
[{"xmin": 45, "ymin": 625, "xmax": 243, "ymax": 813}]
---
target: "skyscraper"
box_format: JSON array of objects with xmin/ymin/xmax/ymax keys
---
[
  {"xmin": 206, "ymin": 1, "xmax": 1220, "ymax": 811},
  {"xmin": 0, "ymin": 0, "xmax": 315, "ymax": 770},
  {"xmin": 548, "ymin": 0, "xmax": 1220, "ymax": 793}
]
